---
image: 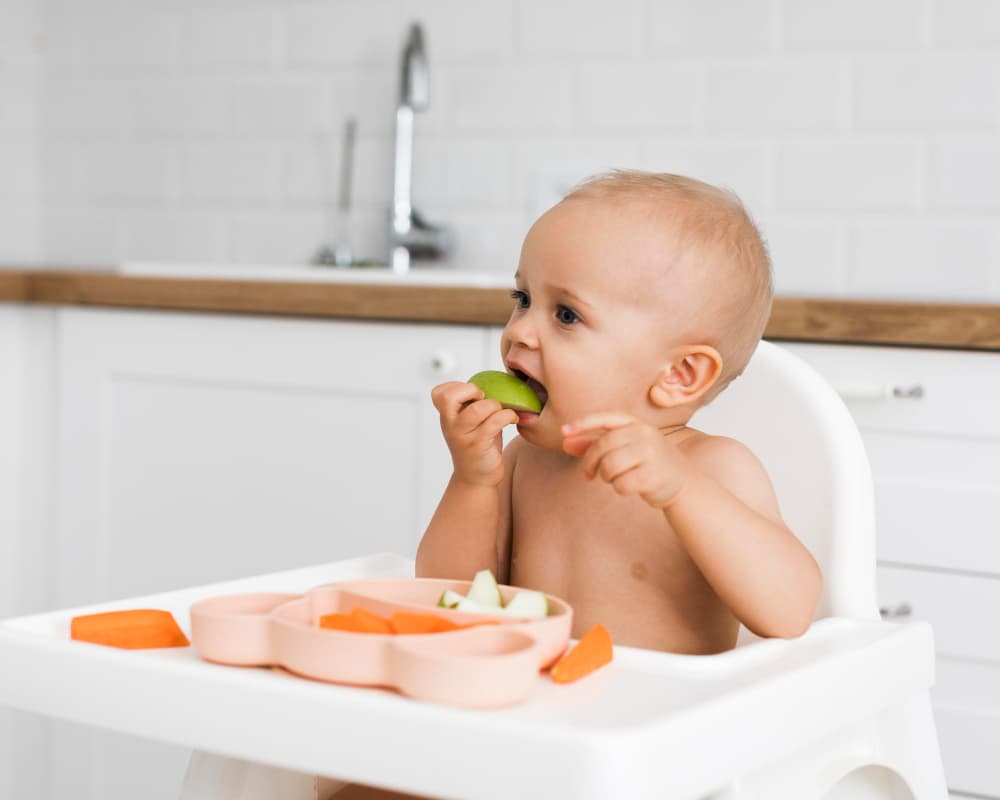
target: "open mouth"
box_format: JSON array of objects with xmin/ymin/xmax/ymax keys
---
[{"xmin": 510, "ymin": 368, "xmax": 548, "ymax": 410}]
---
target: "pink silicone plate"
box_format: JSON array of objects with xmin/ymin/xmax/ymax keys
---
[{"xmin": 189, "ymin": 578, "xmax": 573, "ymax": 708}]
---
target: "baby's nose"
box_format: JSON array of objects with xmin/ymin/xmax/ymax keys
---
[{"xmin": 503, "ymin": 311, "xmax": 539, "ymax": 349}]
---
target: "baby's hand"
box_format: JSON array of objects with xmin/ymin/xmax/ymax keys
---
[
  {"xmin": 431, "ymin": 381, "xmax": 518, "ymax": 487},
  {"xmin": 562, "ymin": 413, "xmax": 688, "ymax": 508}
]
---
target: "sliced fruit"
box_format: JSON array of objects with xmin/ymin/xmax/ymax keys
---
[
  {"xmin": 467, "ymin": 370, "xmax": 542, "ymax": 413},
  {"xmin": 437, "ymin": 590, "xmax": 465, "ymax": 609},
  {"xmin": 503, "ymin": 590, "xmax": 548, "ymax": 619},
  {"xmin": 456, "ymin": 596, "xmax": 494, "ymax": 614},
  {"xmin": 466, "ymin": 569, "xmax": 503, "ymax": 608}
]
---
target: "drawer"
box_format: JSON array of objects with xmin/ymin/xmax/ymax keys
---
[
  {"xmin": 778, "ymin": 343, "xmax": 1000, "ymax": 439},
  {"xmin": 936, "ymin": 660, "xmax": 1000, "ymax": 797},
  {"xmin": 936, "ymin": 704, "xmax": 1000, "ymax": 797},
  {"xmin": 884, "ymin": 587, "xmax": 1000, "ymax": 797},
  {"xmin": 867, "ymin": 432, "xmax": 1000, "ymax": 575},
  {"xmin": 877, "ymin": 565, "xmax": 1000, "ymax": 663}
]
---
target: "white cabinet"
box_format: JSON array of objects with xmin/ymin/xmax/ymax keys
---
[
  {"xmin": 38, "ymin": 307, "xmax": 493, "ymax": 800},
  {"xmin": 52, "ymin": 308, "xmax": 490, "ymax": 607},
  {"xmin": 781, "ymin": 342, "xmax": 1000, "ymax": 798},
  {"xmin": 0, "ymin": 306, "xmax": 54, "ymax": 800}
]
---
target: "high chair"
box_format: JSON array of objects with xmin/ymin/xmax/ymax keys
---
[{"xmin": 0, "ymin": 341, "xmax": 947, "ymax": 800}]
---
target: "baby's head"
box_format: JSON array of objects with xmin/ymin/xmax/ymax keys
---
[{"xmin": 501, "ymin": 169, "xmax": 772, "ymax": 449}]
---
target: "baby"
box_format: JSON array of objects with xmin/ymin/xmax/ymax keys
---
[
  {"xmin": 417, "ymin": 170, "xmax": 821, "ymax": 653},
  {"xmin": 329, "ymin": 171, "xmax": 822, "ymax": 799}
]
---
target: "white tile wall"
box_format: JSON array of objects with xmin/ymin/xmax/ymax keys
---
[
  {"xmin": 0, "ymin": 0, "xmax": 41, "ymax": 262},
  {"xmin": 6, "ymin": 0, "xmax": 1000, "ymax": 299}
]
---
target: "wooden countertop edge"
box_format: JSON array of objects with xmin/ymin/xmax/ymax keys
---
[{"xmin": 1, "ymin": 269, "xmax": 999, "ymax": 350}]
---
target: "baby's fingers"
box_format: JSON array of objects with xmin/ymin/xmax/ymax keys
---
[
  {"xmin": 457, "ymin": 398, "xmax": 505, "ymax": 434},
  {"xmin": 432, "ymin": 381, "xmax": 484, "ymax": 418},
  {"xmin": 476, "ymin": 408, "xmax": 519, "ymax": 440},
  {"xmin": 575, "ymin": 425, "xmax": 639, "ymax": 476},
  {"xmin": 562, "ymin": 411, "xmax": 636, "ymax": 439},
  {"xmin": 589, "ymin": 442, "xmax": 643, "ymax": 485}
]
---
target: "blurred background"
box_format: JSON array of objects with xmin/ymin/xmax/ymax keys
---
[{"xmin": 2, "ymin": 0, "xmax": 999, "ymax": 299}]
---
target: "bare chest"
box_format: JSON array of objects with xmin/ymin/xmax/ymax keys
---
[{"xmin": 508, "ymin": 448, "xmax": 737, "ymax": 653}]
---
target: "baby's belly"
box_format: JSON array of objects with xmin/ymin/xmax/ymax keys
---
[{"xmin": 511, "ymin": 522, "xmax": 739, "ymax": 655}]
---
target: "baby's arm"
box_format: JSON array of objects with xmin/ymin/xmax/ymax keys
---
[
  {"xmin": 665, "ymin": 436, "xmax": 822, "ymax": 639},
  {"xmin": 564, "ymin": 414, "xmax": 821, "ymax": 639},
  {"xmin": 414, "ymin": 382, "xmax": 519, "ymax": 581}
]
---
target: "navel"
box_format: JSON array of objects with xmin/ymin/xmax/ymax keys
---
[{"xmin": 630, "ymin": 562, "xmax": 649, "ymax": 582}]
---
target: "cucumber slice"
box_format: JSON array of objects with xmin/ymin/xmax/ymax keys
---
[
  {"xmin": 466, "ymin": 569, "xmax": 502, "ymax": 608},
  {"xmin": 437, "ymin": 590, "xmax": 465, "ymax": 609},
  {"xmin": 503, "ymin": 590, "xmax": 548, "ymax": 618}
]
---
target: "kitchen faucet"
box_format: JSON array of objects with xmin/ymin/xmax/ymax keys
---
[{"xmin": 390, "ymin": 22, "xmax": 451, "ymax": 274}]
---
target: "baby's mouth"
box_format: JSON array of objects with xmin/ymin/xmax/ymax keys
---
[{"xmin": 511, "ymin": 369, "xmax": 548, "ymax": 410}]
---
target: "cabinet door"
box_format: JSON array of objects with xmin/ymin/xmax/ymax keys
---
[
  {"xmin": 46, "ymin": 307, "xmax": 485, "ymax": 800},
  {"xmin": 0, "ymin": 307, "xmax": 53, "ymax": 800},
  {"xmin": 781, "ymin": 342, "xmax": 1000, "ymax": 798}
]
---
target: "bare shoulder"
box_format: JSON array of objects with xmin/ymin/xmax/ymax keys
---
[
  {"xmin": 502, "ymin": 433, "xmax": 526, "ymax": 465},
  {"xmin": 681, "ymin": 432, "xmax": 783, "ymax": 523}
]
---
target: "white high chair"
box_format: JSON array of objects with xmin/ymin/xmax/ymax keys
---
[
  {"xmin": 691, "ymin": 339, "xmax": 946, "ymax": 796},
  {"xmin": 176, "ymin": 340, "xmax": 946, "ymax": 799},
  {"xmin": 0, "ymin": 341, "xmax": 948, "ymax": 800}
]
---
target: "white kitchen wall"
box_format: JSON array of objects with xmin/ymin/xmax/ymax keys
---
[
  {"xmin": 0, "ymin": 0, "xmax": 42, "ymax": 261},
  {"xmin": 23, "ymin": 0, "xmax": 1000, "ymax": 300}
]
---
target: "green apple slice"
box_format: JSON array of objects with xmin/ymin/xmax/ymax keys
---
[
  {"xmin": 456, "ymin": 596, "xmax": 494, "ymax": 614},
  {"xmin": 503, "ymin": 590, "xmax": 548, "ymax": 618},
  {"xmin": 467, "ymin": 370, "xmax": 542, "ymax": 413},
  {"xmin": 437, "ymin": 590, "xmax": 465, "ymax": 609},
  {"xmin": 466, "ymin": 568, "xmax": 503, "ymax": 608}
]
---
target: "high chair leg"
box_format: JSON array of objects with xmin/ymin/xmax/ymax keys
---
[
  {"xmin": 707, "ymin": 692, "xmax": 946, "ymax": 800},
  {"xmin": 179, "ymin": 750, "xmax": 347, "ymax": 800}
]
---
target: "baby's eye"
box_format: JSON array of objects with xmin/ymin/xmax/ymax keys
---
[
  {"xmin": 510, "ymin": 289, "xmax": 530, "ymax": 309},
  {"xmin": 555, "ymin": 304, "xmax": 580, "ymax": 325}
]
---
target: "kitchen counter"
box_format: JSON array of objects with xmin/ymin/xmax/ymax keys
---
[{"xmin": 1, "ymin": 268, "xmax": 998, "ymax": 350}]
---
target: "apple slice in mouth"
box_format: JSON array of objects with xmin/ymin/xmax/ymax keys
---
[{"xmin": 511, "ymin": 370, "xmax": 548, "ymax": 412}]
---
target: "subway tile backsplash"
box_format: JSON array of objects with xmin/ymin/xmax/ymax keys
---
[{"xmin": 2, "ymin": 0, "xmax": 1000, "ymax": 300}]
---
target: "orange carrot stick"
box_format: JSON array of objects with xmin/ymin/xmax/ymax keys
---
[
  {"xmin": 350, "ymin": 607, "xmax": 394, "ymax": 634},
  {"xmin": 549, "ymin": 624, "xmax": 613, "ymax": 683},
  {"xmin": 390, "ymin": 611, "xmax": 461, "ymax": 634},
  {"xmin": 70, "ymin": 609, "xmax": 190, "ymax": 650},
  {"xmin": 318, "ymin": 608, "xmax": 393, "ymax": 634}
]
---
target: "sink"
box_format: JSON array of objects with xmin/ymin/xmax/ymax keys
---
[{"xmin": 118, "ymin": 261, "xmax": 515, "ymax": 289}]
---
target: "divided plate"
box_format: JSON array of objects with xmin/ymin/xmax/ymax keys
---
[{"xmin": 189, "ymin": 578, "xmax": 573, "ymax": 708}]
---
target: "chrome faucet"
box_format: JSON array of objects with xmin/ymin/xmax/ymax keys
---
[{"xmin": 390, "ymin": 22, "xmax": 451, "ymax": 274}]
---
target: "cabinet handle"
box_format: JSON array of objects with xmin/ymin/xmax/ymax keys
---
[
  {"xmin": 835, "ymin": 384, "xmax": 925, "ymax": 402},
  {"xmin": 429, "ymin": 350, "xmax": 457, "ymax": 376},
  {"xmin": 879, "ymin": 602, "xmax": 913, "ymax": 619},
  {"xmin": 891, "ymin": 384, "xmax": 924, "ymax": 399}
]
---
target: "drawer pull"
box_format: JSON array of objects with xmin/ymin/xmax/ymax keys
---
[
  {"xmin": 835, "ymin": 384, "xmax": 925, "ymax": 402},
  {"xmin": 879, "ymin": 602, "xmax": 913, "ymax": 619},
  {"xmin": 891, "ymin": 384, "xmax": 924, "ymax": 399},
  {"xmin": 429, "ymin": 350, "xmax": 457, "ymax": 376}
]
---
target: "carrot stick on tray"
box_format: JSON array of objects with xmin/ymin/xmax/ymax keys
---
[
  {"xmin": 549, "ymin": 623, "xmax": 613, "ymax": 684},
  {"xmin": 70, "ymin": 609, "xmax": 190, "ymax": 650}
]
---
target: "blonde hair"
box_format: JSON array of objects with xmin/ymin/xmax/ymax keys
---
[{"xmin": 562, "ymin": 170, "xmax": 773, "ymax": 403}]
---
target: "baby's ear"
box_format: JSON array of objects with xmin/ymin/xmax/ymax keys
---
[{"xmin": 648, "ymin": 346, "xmax": 723, "ymax": 409}]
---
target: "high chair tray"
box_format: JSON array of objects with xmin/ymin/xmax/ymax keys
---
[{"xmin": 0, "ymin": 553, "xmax": 936, "ymax": 800}]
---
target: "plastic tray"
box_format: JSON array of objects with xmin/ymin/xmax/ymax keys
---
[{"xmin": 0, "ymin": 553, "xmax": 936, "ymax": 800}]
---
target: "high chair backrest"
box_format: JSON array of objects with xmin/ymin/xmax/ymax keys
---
[{"xmin": 691, "ymin": 340, "xmax": 879, "ymax": 628}]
